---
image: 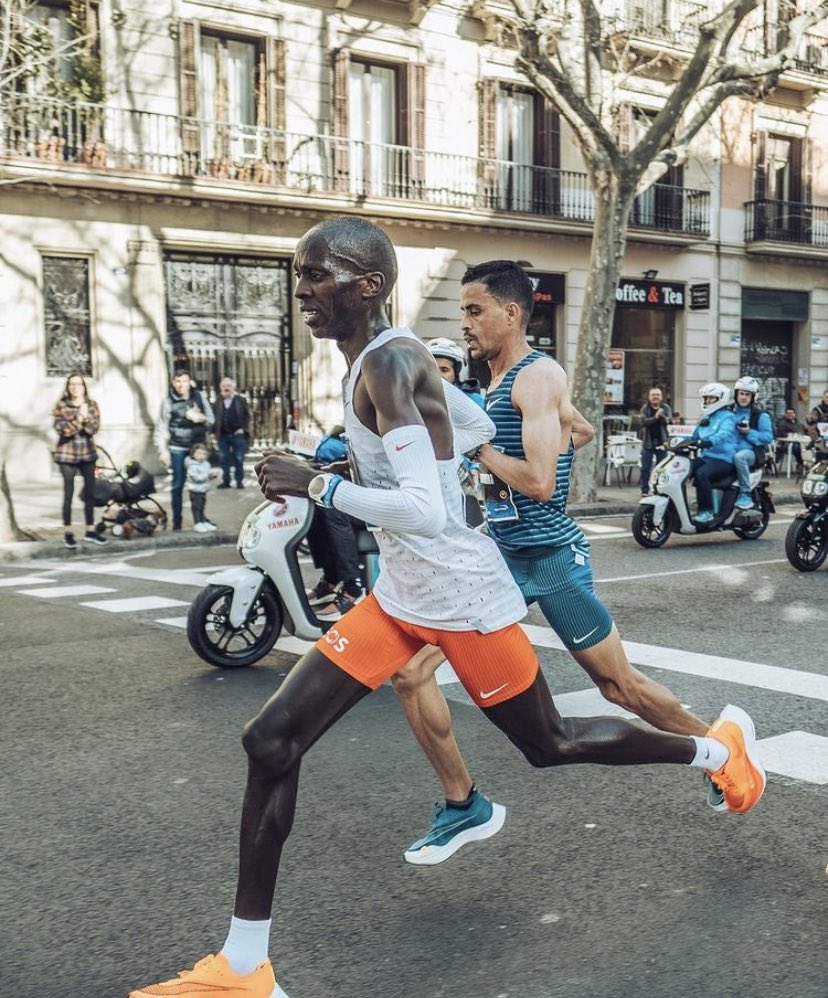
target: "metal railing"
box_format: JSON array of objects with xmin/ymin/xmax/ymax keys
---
[
  {"xmin": 742, "ymin": 26, "xmax": 828, "ymax": 78},
  {"xmin": 618, "ymin": 0, "xmax": 709, "ymax": 44},
  {"xmin": 0, "ymin": 94, "xmax": 710, "ymax": 236},
  {"xmin": 745, "ymin": 199, "xmax": 828, "ymax": 247}
]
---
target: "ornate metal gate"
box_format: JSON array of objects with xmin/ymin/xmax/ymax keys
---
[{"xmin": 164, "ymin": 253, "xmax": 293, "ymax": 448}]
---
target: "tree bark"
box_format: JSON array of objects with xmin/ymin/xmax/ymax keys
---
[
  {"xmin": 569, "ymin": 167, "xmax": 636, "ymax": 502},
  {"xmin": 0, "ymin": 460, "xmax": 34, "ymax": 542}
]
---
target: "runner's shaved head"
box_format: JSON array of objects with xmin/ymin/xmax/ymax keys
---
[{"xmin": 300, "ymin": 217, "xmax": 398, "ymax": 300}]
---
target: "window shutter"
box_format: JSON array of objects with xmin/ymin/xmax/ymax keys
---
[
  {"xmin": 479, "ymin": 79, "xmax": 498, "ymax": 204},
  {"xmin": 617, "ymin": 103, "xmax": 633, "ymax": 154},
  {"xmin": 266, "ymin": 37, "xmax": 286, "ymax": 181},
  {"xmin": 331, "ymin": 49, "xmax": 350, "ymax": 190},
  {"xmin": 753, "ymin": 130, "xmax": 767, "ymax": 200},
  {"xmin": 534, "ymin": 96, "xmax": 560, "ymax": 214},
  {"xmin": 179, "ymin": 20, "xmax": 201, "ymax": 171},
  {"xmin": 788, "ymin": 135, "xmax": 803, "ymax": 203},
  {"xmin": 403, "ymin": 62, "xmax": 426, "ymax": 189}
]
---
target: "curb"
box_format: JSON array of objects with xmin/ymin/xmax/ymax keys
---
[{"xmin": 0, "ymin": 492, "xmax": 802, "ymax": 564}]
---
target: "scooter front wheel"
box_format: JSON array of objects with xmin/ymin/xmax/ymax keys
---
[
  {"xmin": 631, "ymin": 504, "xmax": 672, "ymax": 548},
  {"xmin": 187, "ymin": 583, "xmax": 283, "ymax": 668},
  {"xmin": 785, "ymin": 515, "xmax": 828, "ymax": 572}
]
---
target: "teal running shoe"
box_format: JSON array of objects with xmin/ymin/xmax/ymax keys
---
[
  {"xmin": 703, "ymin": 772, "xmax": 727, "ymax": 813},
  {"xmin": 404, "ymin": 790, "xmax": 506, "ymax": 866}
]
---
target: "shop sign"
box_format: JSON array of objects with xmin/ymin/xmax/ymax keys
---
[
  {"xmin": 616, "ymin": 279, "xmax": 685, "ymax": 309},
  {"xmin": 528, "ymin": 272, "xmax": 566, "ymax": 304},
  {"xmin": 689, "ymin": 283, "xmax": 710, "ymax": 310},
  {"xmin": 742, "ymin": 288, "xmax": 808, "ymax": 321}
]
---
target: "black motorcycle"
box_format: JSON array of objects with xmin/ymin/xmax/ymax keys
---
[{"xmin": 784, "ymin": 456, "xmax": 828, "ymax": 572}]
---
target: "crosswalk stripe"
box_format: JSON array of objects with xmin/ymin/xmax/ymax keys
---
[
  {"xmin": 80, "ymin": 596, "xmax": 189, "ymax": 613},
  {"xmin": 19, "ymin": 584, "xmax": 117, "ymax": 598},
  {"xmin": 757, "ymin": 732, "xmax": 828, "ymax": 784},
  {"xmin": 0, "ymin": 575, "xmax": 55, "ymax": 587}
]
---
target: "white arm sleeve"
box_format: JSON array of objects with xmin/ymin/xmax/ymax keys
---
[
  {"xmin": 442, "ymin": 381, "xmax": 495, "ymax": 455},
  {"xmin": 331, "ymin": 424, "xmax": 447, "ymax": 537}
]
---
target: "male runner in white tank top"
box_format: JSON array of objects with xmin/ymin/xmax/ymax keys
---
[{"xmin": 129, "ymin": 218, "xmax": 766, "ymax": 998}]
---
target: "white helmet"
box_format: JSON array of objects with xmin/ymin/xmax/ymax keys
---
[
  {"xmin": 427, "ymin": 337, "xmax": 466, "ymax": 365},
  {"xmin": 699, "ymin": 382, "xmax": 731, "ymax": 416},
  {"xmin": 734, "ymin": 375, "xmax": 759, "ymax": 398}
]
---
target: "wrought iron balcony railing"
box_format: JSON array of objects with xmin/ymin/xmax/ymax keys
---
[
  {"xmin": 745, "ymin": 199, "xmax": 828, "ymax": 247},
  {"xmin": 742, "ymin": 25, "xmax": 828, "ymax": 78},
  {"xmin": 618, "ymin": 0, "xmax": 708, "ymax": 45},
  {"xmin": 0, "ymin": 94, "xmax": 710, "ymax": 236}
]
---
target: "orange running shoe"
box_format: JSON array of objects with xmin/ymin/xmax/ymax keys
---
[
  {"xmin": 705, "ymin": 704, "xmax": 766, "ymax": 814},
  {"xmin": 128, "ymin": 953, "xmax": 278, "ymax": 998}
]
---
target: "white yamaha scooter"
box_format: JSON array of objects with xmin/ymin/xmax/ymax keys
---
[
  {"xmin": 187, "ymin": 496, "xmax": 379, "ymax": 668},
  {"xmin": 631, "ymin": 438, "xmax": 774, "ymax": 548}
]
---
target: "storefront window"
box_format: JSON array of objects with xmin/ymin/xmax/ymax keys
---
[{"xmin": 610, "ymin": 308, "xmax": 676, "ymax": 414}]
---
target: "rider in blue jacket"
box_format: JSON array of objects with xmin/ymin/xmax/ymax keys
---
[
  {"xmin": 731, "ymin": 375, "xmax": 774, "ymax": 510},
  {"xmin": 690, "ymin": 383, "xmax": 738, "ymax": 524}
]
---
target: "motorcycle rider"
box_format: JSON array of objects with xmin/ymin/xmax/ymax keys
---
[
  {"xmin": 690, "ymin": 383, "xmax": 738, "ymax": 524},
  {"xmin": 731, "ymin": 376, "xmax": 774, "ymax": 510}
]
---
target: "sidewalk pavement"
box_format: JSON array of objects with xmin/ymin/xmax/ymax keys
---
[{"xmin": 0, "ymin": 465, "xmax": 805, "ymax": 563}]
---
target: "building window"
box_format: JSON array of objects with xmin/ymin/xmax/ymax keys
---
[
  {"xmin": 42, "ymin": 255, "xmax": 92, "ymax": 377},
  {"xmin": 479, "ymin": 81, "xmax": 559, "ymax": 214},
  {"xmin": 331, "ymin": 50, "xmax": 425, "ymax": 198},
  {"xmin": 753, "ymin": 130, "xmax": 811, "ymax": 241},
  {"xmin": 178, "ymin": 23, "xmax": 285, "ymax": 179}
]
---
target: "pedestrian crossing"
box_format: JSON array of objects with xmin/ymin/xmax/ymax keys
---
[{"xmin": 0, "ymin": 554, "xmax": 825, "ymax": 791}]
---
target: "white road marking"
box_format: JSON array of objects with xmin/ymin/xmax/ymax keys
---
[
  {"xmin": 597, "ymin": 558, "xmax": 788, "ymax": 584},
  {"xmin": 80, "ymin": 596, "xmax": 189, "ymax": 613},
  {"xmin": 757, "ymin": 732, "xmax": 828, "ymax": 784},
  {"xmin": 0, "ymin": 575, "xmax": 55, "ymax": 587},
  {"xmin": 274, "ymin": 635, "xmax": 316, "ymax": 656},
  {"xmin": 156, "ymin": 616, "xmax": 188, "ymax": 629},
  {"xmin": 580, "ymin": 523, "xmax": 628, "ymax": 536},
  {"xmin": 520, "ymin": 623, "xmax": 828, "ymax": 702},
  {"xmin": 19, "ymin": 584, "xmax": 117, "ymax": 598}
]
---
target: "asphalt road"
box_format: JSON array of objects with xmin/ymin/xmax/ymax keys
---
[{"xmin": 1, "ymin": 508, "xmax": 826, "ymax": 998}]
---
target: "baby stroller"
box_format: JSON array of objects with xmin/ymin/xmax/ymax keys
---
[{"xmin": 82, "ymin": 446, "xmax": 168, "ymax": 538}]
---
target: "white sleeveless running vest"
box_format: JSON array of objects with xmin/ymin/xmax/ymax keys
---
[{"xmin": 342, "ymin": 326, "xmax": 526, "ymax": 632}]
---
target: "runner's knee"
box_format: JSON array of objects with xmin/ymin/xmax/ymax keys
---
[{"xmin": 241, "ymin": 714, "xmax": 299, "ymax": 777}]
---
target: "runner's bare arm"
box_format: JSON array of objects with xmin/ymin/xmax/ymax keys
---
[
  {"xmin": 571, "ymin": 406, "xmax": 595, "ymax": 451},
  {"xmin": 477, "ymin": 359, "xmax": 571, "ymax": 501}
]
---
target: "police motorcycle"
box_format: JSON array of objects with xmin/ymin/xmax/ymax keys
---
[
  {"xmin": 187, "ymin": 448, "xmax": 379, "ymax": 669},
  {"xmin": 631, "ymin": 384, "xmax": 774, "ymax": 549},
  {"xmin": 784, "ymin": 423, "xmax": 828, "ymax": 572}
]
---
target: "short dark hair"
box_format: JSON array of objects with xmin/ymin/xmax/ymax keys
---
[
  {"xmin": 173, "ymin": 367, "xmax": 191, "ymax": 378},
  {"xmin": 461, "ymin": 260, "xmax": 535, "ymax": 318}
]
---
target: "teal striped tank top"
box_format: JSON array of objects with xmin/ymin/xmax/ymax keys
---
[{"xmin": 485, "ymin": 351, "xmax": 585, "ymax": 553}]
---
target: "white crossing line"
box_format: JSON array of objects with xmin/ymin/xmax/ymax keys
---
[
  {"xmin": 598, "ymin": 558, "xmax": 789, "ymax": 584},
  {"xmin": 757, "ymin": 732, "xmax": 828, "ymax": 784},
  {"xmin": 80, "ymin": 596, "xmax": 189, "ymax": 613},
  {"xmin": 0, "ymin": 575, "xmax": 55, "ymax": 587},
  {"xmin": 579, "ymin": 523, "xmax": 628, "ymax": 536},
  {"xmin": 520, "ymin": 623, "xmax": 828, "ymax": 702},
  {"xmin": 19, "ymin": 584, "xmax": 117, "ymax": 598},
  {"xmin": 156, "ymin": 616, "xmax": 188, "ymax": 629}
]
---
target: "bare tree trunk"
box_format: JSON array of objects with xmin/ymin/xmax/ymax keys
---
[
  {"xmin": 0, "ymin": 460, "xmax": 35, "ymax": 542},
  {"xmin": 569, "ymin": 168, "xmax": 636, "ymax": 502}
]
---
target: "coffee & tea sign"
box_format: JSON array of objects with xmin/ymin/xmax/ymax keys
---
[{"xmin": 615, "ymin": 280, "xmax": 685, "ymax": 309}]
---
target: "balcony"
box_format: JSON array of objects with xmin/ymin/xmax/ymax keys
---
[
  {"xmin": 741, "ymin": 26, "xmax": 828, "ymax": 101},
  {"xmin": 615, "ymin": 0, "xmax": 708, "ymax": 48},
  {"xmin": 745, "ymin": 199, "xmax": 828, "ymax": 257},
  {"xmin": 0, "ymin": 95, "xmax": 710, "ymax": 239}
]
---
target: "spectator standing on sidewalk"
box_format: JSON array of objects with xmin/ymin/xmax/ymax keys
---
[
  {"xmin": 215, "ymin": 378, "xmax": 251, "ymax": 489},
  {"xmin": 185, "ymin": 442, "xmax": 220, "ymax": 533},
  {"xmin": 51, "ymin": 370, "xmax": 108, "ymax": 549},
  {"xmin": 639, "ymin": 386, "xmax": 671, "ymax": 495},
  {"xmin": 154, "ymin": 369, "xmax": 214, "ymax": 531}
]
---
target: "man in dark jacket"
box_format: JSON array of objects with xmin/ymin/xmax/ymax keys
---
[
  {"xmin": 154, "ymin": 369, "xmax": 214, "ymax": 531},
  {"xmin": 639, "ymin": 386, "xmax": 672, "ymax": 495},
  {"xmin": 214, "ymin": 378, "xmax": 251, "ymax": 488}
]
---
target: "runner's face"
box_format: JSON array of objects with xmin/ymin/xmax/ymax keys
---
[
  {"xmin": 460, "ymin": 282, "xmax": 512, "ymax": 362},
  {"xmin": 294, "ymin": 234, "xmax": 366, "ymax": 342}
]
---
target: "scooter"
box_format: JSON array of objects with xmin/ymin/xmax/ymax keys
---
[
  {"xmin": 631, "ymin": 438, "xmax": 774, "ymax": 548},
  {"xmin": 187, "ymin": 496, "xmax": 379, "ymax": 669},
  {"xmin": 784, "ymin": 429, "xmax": 828, "ymax": 572}
]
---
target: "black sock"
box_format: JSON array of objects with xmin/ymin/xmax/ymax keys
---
[{"xmin": 446, "ymin": 783, "xmax": 476, "ymax": 810}]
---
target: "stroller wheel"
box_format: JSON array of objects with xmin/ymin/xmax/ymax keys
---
[{"xmin": 111, "ymin": 523, "xmax": 123, "ymax": 537}]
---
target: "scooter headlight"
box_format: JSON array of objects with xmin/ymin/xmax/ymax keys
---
[
  {"xmin": 238, "ymin": 519, "xmax": 261, "ymax": 550},
  {"xmin": 658, "ymin": 473, "xmax": 670, "ymax": 486},
  {"xmin": 813, "ymin": 481, "xmax": 828, "ymax": 497}
]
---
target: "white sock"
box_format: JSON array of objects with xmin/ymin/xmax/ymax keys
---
[
  {"xmin": 220, "ymin": 915, "xmax": 272, "ymax": 976},
  {"xmin": 689, "ymin": 736, "xmax": 728, "ymax": 771}
]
